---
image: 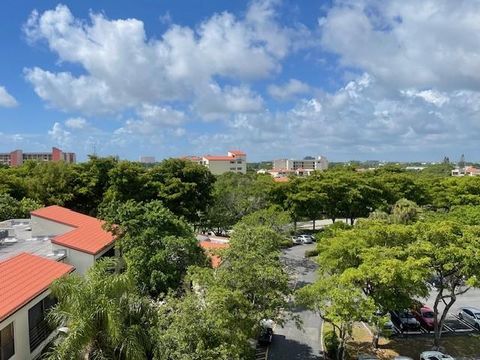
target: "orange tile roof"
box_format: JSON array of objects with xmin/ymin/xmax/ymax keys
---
[
  {"xmin": 0, "ymin": 253, "xmax": 74, "ymax": 322},
  {"xmin": 203, "ymin": 156, "xmax": 234, "ymax": 161},
  {"xmin": 199, "ymin": 241, "xmax": 229, "ymax": 268},
  {"xmin": 229, "ymin": 150, "xmax": 246, "ymax": 156},
  {"xmin": 274, "ymin": 177, "xmax": 290, "ymax": 183},
  {"xmin": 31, "ymin": 206, "xmax": 115, "ymax": 255}
]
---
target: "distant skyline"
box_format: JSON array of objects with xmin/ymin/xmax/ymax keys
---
[{"xmin": 1, "ymin": 1, "xmax": 480, "ymax": 162}]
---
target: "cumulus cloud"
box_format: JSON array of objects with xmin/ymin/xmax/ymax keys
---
[
  {"xmin": 0, "ymin": 86, "xmax": 18, "ymax": 107},
  {"xmin": 65, "ymin": 117, "xmax": 88, "ymax": 129},
  {"xmin": 23, "ymin": 2, "xmax": 305, "ymax": 116},
  {"xmin": 48, "ymin": 122, "xmax": 71, "ymax": 147},
  {"xmin": 268, "ymin": 79, "xmax": 311, "ymax": 100},
  {"xmin": 319, "ymin": 0, "xmax": 480, "ymax": 91}
]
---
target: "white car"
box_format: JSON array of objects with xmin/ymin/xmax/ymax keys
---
[
  {"xmin": 458, "ymin": 306, "xmax": 480, "ymax": 330},
  {"xmin": 420, "ymin": 351, "xmax": 455, "ymax": 360},
  {"xmin": 297, "ymin": 234, "xmax": 313, "ymax": 244},
  {"xmin": 291, "ymin": 236, "xmax": 303, "ymax": 245}
]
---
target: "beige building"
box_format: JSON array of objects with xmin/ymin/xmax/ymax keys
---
[{"xmin": 184, "ymin": 150, "xmax": 247, "ymax": 175}]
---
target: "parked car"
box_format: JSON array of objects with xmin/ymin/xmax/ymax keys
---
[
  {"xmin": 458, "ymin": 307, "xmax": 480, "ymax": 330},
  {"xmin": 258, "ymin": 327, "xmax": 273, "ymax": 345},
  {"xmin": 393, "ymin": 357, "xmax": 413, "ymax": 360},
  {"xmin": 413, "ymin": 305, "xmax": 436, "ymax": 331},
  {"xmin": 297, "ymin": 234, "xmax": 313, "ymax": 244},
  {"xmin": 291, "ymin": 236, "xmax": 303, "ymax": 245},
  {"xmin": 390, "ymin": 310, "xmax": 421, "ymax": 331},
  {"xmin": 381, "ymin": 319, "xmax": 395, "ymax": 337},
  {"xmin": 420, "ymin": 351, "xmax": 455, "ymax": 360}
]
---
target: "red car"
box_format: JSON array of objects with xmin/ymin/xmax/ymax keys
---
[{"xmin": 413, "ymin": 305, "xmax": 436, "ymax": 331}]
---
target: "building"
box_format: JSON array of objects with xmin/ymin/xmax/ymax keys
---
[
  {"xmin": 0, "ymin": 206, "xmax": 116, "ymax": 359},
  {"xmin": 184, "ymin": 150, "xmax": 247, "ymax": 175},
  {"xmin": 139, "ymin": 156, "xmax": 156, "ymax": 164},
  {"xmin": 273, "ymin": 155, "xmax": 328, "ymax": 172},
  {"xmin": 452, "ymin": 166, "xmax": 480, "ymax": 176},
  {"xmin": 0, "ymin": 147, "xmax": 76, "ymax": 166}
]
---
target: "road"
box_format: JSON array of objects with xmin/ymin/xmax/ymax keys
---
[
  {"xmin": 424, "ymin": 287, "xmax": 480, "ymax": 315},
  {"xmin": 268, "ymin": 244, "xmax": 323, "ymax": 360}
]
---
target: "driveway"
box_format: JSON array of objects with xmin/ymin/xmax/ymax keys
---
[{"xmin": 268, "ymin": 244, "xmax": 323, "ymax": 360}]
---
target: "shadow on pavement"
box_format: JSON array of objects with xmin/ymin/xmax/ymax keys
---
[{"xmin": 268, "ymin": 334, "xmax": 324, "ymax": 360}]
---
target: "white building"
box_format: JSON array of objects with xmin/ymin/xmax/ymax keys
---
[
  {"xmin": 273, "ymin": 156, "xmax": 328, "ymax": 172},
  {"xmin": 184, "ymin": 150, "xmax": 247, "ymax": 175},
  {"xmin": 0, "ymin": 206, "xmax": 116, "ymax": 359},
  {"xmin": 139, "ymin": 156, "xmax": 156, "ymax": 164}
]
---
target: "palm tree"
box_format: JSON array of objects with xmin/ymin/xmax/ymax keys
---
[{"xmin": 45, "ymin": 258, "xmax": 155, "ymax": 360}]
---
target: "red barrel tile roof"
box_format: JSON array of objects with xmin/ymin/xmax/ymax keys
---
[
  {"xmin": 31, "ymin": 205, "xmax": 115, "ymax": 255},
  {"xmin": 199, "ymin": 241, "xmax": 229, "ymax": 268},
  {"xmin": 0, "ymin": 253, "xmax": 74, "ymax": 322}
]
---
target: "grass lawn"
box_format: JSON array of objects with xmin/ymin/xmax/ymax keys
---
[
  {"xmin": 347, "ymin": 323, "xmax": 480, "ymax": 359},
  {"xmin": 323, "ymin": 322, "xmax": 480, "ymax": 359}
]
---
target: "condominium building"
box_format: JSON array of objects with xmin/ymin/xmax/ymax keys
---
[
  {"xmin": 273, "ymin": 155, "xmax": 328, "ymax": 172},
  {"xmin": 0, "ymin": 147, "xmax": 76, "ymax": 166},
  {"xmin": 0, "ymin": 206, "xmax": 116, "ymax": 359},
  {"xmin": 184, "ymin": 150, "xmax": 247, "ymax": 175}
]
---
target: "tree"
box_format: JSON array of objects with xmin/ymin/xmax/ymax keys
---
[
  {"xmin": 101, "ymin": 200, "xmax": 208, "ymax": 298},
  {"xmin": 391, "ymin": 198, "xmax": 421, "ymax": 224},
  {"xmin": 239, "ymin": 205, "xmax": 292, "ymax": 234},
  {"xmin": 297, "ymin": 277, "xmax": 376, "ymax": 360},
  {"xmin": 46, "ymin": 259, "xmax": 155, "ymax": 360},
  {"xmin": 0, "ymin": 194, "xmax": 42, "ymax": 221},
  {"xmin": 287, "ymin": 177, "xmax": 325, "ymax": 230},
  {"xmin": 409, "ymin": 221, "xmax": 480, "ymax": 348},
  {"xmin": 148, "ymin": 158, "xmax": 215, "ymax": 224}
]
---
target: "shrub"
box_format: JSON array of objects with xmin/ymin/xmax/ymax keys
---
[
  {"xmin": 323, "ymin": 329, "xmax": 339, "ymax": 358},
  {"xmin": 304, "ymin": 249, "xmax": 319, "ymax": 258}
]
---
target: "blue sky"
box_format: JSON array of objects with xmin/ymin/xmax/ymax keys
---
[{"xmin": 0, "ymin": 0, "xmax": 479, "ymax": 162}]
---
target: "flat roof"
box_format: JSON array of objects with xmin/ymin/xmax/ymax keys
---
[
  {"xmin": 0, "ymin": 221, "xmax": 63, "ymax": 262},
  {"xmin": 0, "ymin": 252, "xmax": 74, "ymax": 322},
  {"xmin": 31, "ymin": 206, "xmax": 115, "ymax": 255}
]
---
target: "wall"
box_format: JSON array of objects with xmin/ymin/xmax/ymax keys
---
[
  {"xmin": 52, "ymin": 244, "xmax": 94, "ymax": 275},
  {"xmin": 0, "ymin": 290, "xmax": 56, "ymax": 360},
  {"xmin": 31, "ymin": 216, "xmax": 75, "ymax": 237}
]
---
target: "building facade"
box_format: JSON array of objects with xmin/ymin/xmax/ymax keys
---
[
  {"xmin": 273, "ymin": 155, "xmax": 328, "ymax": 172},
  {"xmin": 0, "ymin": 206, "xmax": 116, "ymax": 359},
  {"xmin": 184, "ymin": 150, "xmax": 247, "ymax": 175},
  {"xmin": 0, "ymin": 147, "xmax": 76, "ymax": 167}
]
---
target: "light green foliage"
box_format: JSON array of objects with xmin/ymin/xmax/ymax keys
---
[
  {"xmin": 239, "ymin": 205, "xmax": 291, "ymax": 234},
  {"xmin": 103, "ymin": 161, "xmax": 151, "ymax": 203},
  {"xmin": 0, "ymin": 193, "xmax": 42, "ymax": 221},
  {"xmin": 297, "ymin": 276, "xmax": 376, "ymax": 360},
  {"xmin": 101, "ymin": 200, "xmax": 208, "ymax": 298},
  {"xmin": 391, "ymin": 198, "xmax": 421, "ymax": 224},
  {"xmin": 46, "ymin": 259, "xmax": 155, "ymax": 360}
]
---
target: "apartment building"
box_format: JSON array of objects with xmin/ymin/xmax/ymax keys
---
[
  {"xmin": 273, "ymin": 155, "xmax": 328, "ymax": 172},
  {"xmin": 0, "ymin": 147, "xmax": 76, "ymax": 167},
  {"xmin": 184, "ymin": 150, "xmax": 247, "ymax": 175},
  {"xmin": 0, "ymin": 206, "xmax": 115, "ymax": 359}
]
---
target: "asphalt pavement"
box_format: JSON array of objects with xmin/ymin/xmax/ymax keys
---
[{"xmin": 268, "ymin": 243, "xmax": 323, "ymax": 360}]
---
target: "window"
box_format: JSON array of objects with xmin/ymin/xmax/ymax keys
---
[
  {"xmin": 237, "ymin": 167, "xmax": 242, "ymax": 170},
  {"xmin": 99, "ymin": 246, "xmax": 115, "ymax": 259},
  {"xmin": 465, "ymin": 309, "xmax": 473, "ymax": 317},
  {"xmin": 230, "ymin": 167, "xmax": 236, "ymax": 170},
  {"xmin": 230, "ymin": 161, "xmax": 235, "ymax": 164},
  {"xmin": 0, "ymin": 323, "xmax": 14, "ymax": 360},
  {"xmin": 237, "ymin": 160, "xmax": 242, "ymax": 164},
  {"xmin": 28, "ymin": 296, "xmax": 56, "ymax": 352}
]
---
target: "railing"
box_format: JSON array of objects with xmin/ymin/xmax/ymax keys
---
[{"xmin": 29, "ymin": 319, "xmax": 52, "ymax": 352}]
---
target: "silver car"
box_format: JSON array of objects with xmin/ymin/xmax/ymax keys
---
[
  {"xmin": 297, "ymin": 234, "xmax": 313, "ymax": 244},
  {"xmin": 420, "ymin": 351, "xmax": 454, "ymax": 360},
  {"xmin": 291, "ymin": 236, "xmax": 303, "ymax": 245},
  {"xmin": 458, "ymin": 306, "xmax": 480, "ymax": 330}
]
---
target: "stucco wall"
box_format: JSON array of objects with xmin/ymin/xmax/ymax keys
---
[
  {"xmin": 0, "ymin": 290, "xmax": 56, "ymax": 360},
  {"xmin": 52, "ymin": 244, "xmax": 95, "ymax": 275},
  {"xmin": 31, "ymin": 216, "xmax": 74, "ymax": 237}
]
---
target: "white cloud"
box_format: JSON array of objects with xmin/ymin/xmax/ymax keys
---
[
  {"xmin": 268, "ymin": 79, "xmax": 310, "ymax": 100},
  {"xmin": 0, "ymin": 86, "xmax": 18, "ymax": 107},
  {"xmin": 48, "ymin": 122, "xmax": 71, "ymax": 147},
  {"xmin": 319, "ymin": 0, "xmax": 480, "ymax": 91},
  {"xmin": 65, "ymin": 117, "xmax": 88, "ymax": 129},
  {"xmin": 23, "ymin": 2, "xmax": 305, "ymax": 117}
]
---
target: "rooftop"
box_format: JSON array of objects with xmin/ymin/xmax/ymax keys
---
[
  {"xmin": 199, "ymin": 240, "xmax": 229, "ymax": 268},
  {"xmin": 0, "ymin": 220, "xmax": 64, "ymax": 262},
  {"xmin": 0, "ymin": 252, "xmax": 74, "ymax": 322},
  {"xmin": 31, "ymin": 206, "xmax": 115, "ymax": 255}
]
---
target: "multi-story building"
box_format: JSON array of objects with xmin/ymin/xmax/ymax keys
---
[
  {"xmin": 0, "ymin": 147, "xmax": 76, "ymax": 166},
  {"xmin": 0, "ymin": 205, "xmax": 115, "ymax": 359},
  {"xmin": 273, "ymin": 155, "xmax": 328, "ymax": 172},
  {"xmin": 184, "ymin": 150, "xmax": 247, "ymax": 175}
]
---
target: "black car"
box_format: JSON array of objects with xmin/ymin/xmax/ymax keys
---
[
  {"xmin": 258, "ymin": 327, "xmax": 273, "ymax": 345},
  {"xmin": 390, "ymin": 310, "xmax": 421, "ymax": 331}
]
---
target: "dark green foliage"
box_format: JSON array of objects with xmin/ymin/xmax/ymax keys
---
[{"xmin": 323, "ymin": 330, "xmax": 339, "ymax": 358}]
